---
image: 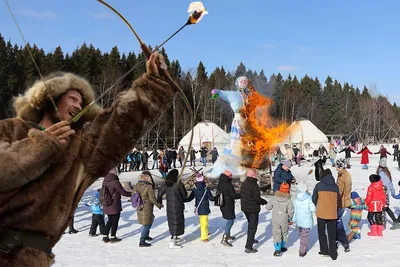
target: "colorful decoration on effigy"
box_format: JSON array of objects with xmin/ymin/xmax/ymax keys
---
[{"xmin": 208, "ymin": 76, "xmax": 289, "ymax": 178}]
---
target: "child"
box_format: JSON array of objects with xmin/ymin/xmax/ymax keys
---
[
  {"xmin": 185, "ymin": 172, "xmax": 215, "ymax": 242},
  {"xmin": 365, "ymin": 174, "xmax": 386, "ymax": 237},
  {"xmin": 266, "ymin": 182, "xmax": 294, "ymax": 256},
  {"xmin": 88, "ymin": 189, "xmax": 105, "ymax": 237},
  {"xmin": 293, "ymin": 183, "xmax": 316, "ymax": 257},
  {"xmin": 346, "ymin": 191, "xmax": 367, "ymax": 241}
]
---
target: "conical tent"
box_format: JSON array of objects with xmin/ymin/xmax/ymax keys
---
[
  {"xmin": 279, "ymin": 119, "xmax": 329, "ymax": 157},
  {"xmin": 178, "ymin": 121, "xmax": 230, "ymax": 153}
]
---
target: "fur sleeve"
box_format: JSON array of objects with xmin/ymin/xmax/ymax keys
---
[
  {"xmin": 0, "ymin": 126, "xmax": 61, "ymax": 192},
  {"xmin": 82, "ymin": 73, "xmax": 175, "ymax": 177}
]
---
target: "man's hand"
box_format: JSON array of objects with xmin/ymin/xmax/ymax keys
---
[
  {"xmin": 44, "ymin": 121, "xmax": 75, "ymax": 144},
  {"xmin": 146, "ymin": 51, "xmax": 168, "ymax": 78}
]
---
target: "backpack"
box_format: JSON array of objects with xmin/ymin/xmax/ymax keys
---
[
  {"xmin": 131, "ymin": 190, "xmax": 144, "ymax": 210},
  {"xmin": 214, "ymin": 190, "xmax": 225, "ymax": 207},
  {"xmin": 99, "ymin": 183, "xmax": 114, "ymax": 207}
]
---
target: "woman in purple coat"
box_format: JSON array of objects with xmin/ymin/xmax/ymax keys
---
[{"xmin": 101, "ymin": 168, "xmax": 131, "ymax": 243}]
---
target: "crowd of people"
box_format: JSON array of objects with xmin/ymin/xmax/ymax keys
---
[
  {"xmin": 118, "ymin": 146, "xmax": 220, "ymax": 177},
  {"xmin": 75, "ymin": 145, "xmax": 400, "ymax": 261}
]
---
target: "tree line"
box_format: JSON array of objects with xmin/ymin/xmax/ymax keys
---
[{"xmin": 1, "ymin": 33, "xmax": 399, "ymax": 148}]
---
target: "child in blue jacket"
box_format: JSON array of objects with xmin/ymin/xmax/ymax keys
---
[
  {"xmin": 88, "ymin": 189, "xmax": 105, "ymax": 236},
  {"xmin": 293, "ymin": 183, "xmax": 316, "ymax": 257},
  {"xmin": 185, "ymin": 173, "xmax": 215, "ymax": 242}
]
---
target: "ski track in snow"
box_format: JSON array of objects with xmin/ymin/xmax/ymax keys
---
[{"xmin": 53, "ymin": 145, "xmax": 400, "ymax": 267}]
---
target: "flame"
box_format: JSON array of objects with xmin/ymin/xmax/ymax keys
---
[
  {"xmin": 239, "ymin": 85, "xmax": 289, "ymax": 169},
  {"xmin": 187, "ymin": 2, "xmax": 208, "ymax": 24}
]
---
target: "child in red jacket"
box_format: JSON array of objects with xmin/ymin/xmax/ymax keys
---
[{"xmin": 365, "ymin": 174, "xmax": 386, "ymax": 236}]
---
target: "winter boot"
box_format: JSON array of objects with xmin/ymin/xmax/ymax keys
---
[
  {"xmin": 102, "ymin": 236, "xmax": 110, "ymax": 243},
  {"xmin": 226, "ymin": 234, "xmax": 236, "ymax": 240},
  {"xmin": 353, "ymin": 233, "xmax": 361, "ymax": 240},
  {"xmin": 245, "ymin": 247, "xmax": 258, "ymax": 253},
  {"xmin": 68, "ymin": 228, "xmax": 79, "ymax": 234},
  {"xmin": 273, "ymin": 250, "xmax": 282, "ymax": 257},
  {"xmin": 169, "ymin": 238, "xmax": 183, "ymax": 249},
  {"xmin": 344, "ymin": 245, "xmax": 350, "ymax": 252},
  {"xmin": 109, "ymin": 236, "xmax": 122, "ymax": 243},
  {"xmin": 367, "ymin": 225, "xmax": 378, "ymax": 236},
  {"xmin": 139, "ymin": 238, "xmax": 151, "ymax": 247},
  {"xmin": 273, "ymin": 242, "xmax": 282, "ymax": 256},
  {"xmin": 145, "ymin": 236, "xmax": 153, "ymax": 241},
  {"xmin": 330, "ymin": 250, "xmax": 338, "ymax": 261},
  {"xmin": 221, "ymin": 234, "xmax": 233, "ymax": 247},
  {"xmin": 376, "ymin": 225, "xmax": 384, "ymax": 236},
  {"xmin": 280, "ymin": 241, "xmax": 288, "ymax": 252}
]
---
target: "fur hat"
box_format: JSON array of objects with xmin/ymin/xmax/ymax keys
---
[
  {"xmin": 246, "ymin": 168, "xmax": 258, "ymax": 179},
  {"xmin": 13, "ymin": 71, "xmax": 102, "ymax": 123},
  {"xmin": 369, "ymin": 174, "xmax": 380, "ymax": 183},
  {"xmin": 351, "ymin": 191, "xmax": 359, "ymax": 199},
  {"xmin": 223, "ymin": 170, "xmax": 232, "ymax": 179},
  {"xmin": 196, "ymin": 172, "xmax": 204, "ymax": 182},
  {"xmin": 297, "ymin": 182, "xmax": 307, "ymax": 193},
  {"xmin": 283, "ymin": 160, "xmax": 292, "ymax": 168},
  {"xmin": 280, "ymin": 182, "xmax": 290, "ymax": 194},
  {"xmin": 379, "ymin": 158, "xmax": 387, "ymax": 168}
]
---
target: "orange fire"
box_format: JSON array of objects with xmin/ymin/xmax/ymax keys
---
[{"xmin": 239, "ymin": 85, "xmax": 289, "ymax": 169}]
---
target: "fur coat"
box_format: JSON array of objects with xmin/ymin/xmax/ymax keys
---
[{"xmin": 0, "ymin": 72, "xmax": 174, "ymax": 266}]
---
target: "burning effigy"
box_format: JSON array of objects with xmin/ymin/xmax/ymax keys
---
[{"xmin": 207, "ymin": 76, "xmax": 288, "ymax": 178}]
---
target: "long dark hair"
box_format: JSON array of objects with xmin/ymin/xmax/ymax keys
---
[{"xmin": 377, "ymin": 166, "xmax": 392, "ymax": 182}]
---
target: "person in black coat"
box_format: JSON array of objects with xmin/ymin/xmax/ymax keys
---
[
  {"xmin": 170, "ymin": 148, "xmax": 178, "ymax": 168},
  {"xmin": 312, "ymin": 150, "xmax": 325, "ymax": 181},
  {"xmin": 217, "ymin": 170, "xmax": 240, "ymax": 247},
  {"xmin": 210, "ymin": 147, "xmax": 219, "ymax": 164},
  {"xmin": 240, "ymin": 169, "xmax": 268, "ymax": 253},
  {"xmin": 339, "ymin": 145, "xmax": 355, "ymax": 169},
  {"xmin": 157, "ymin": 169, "xmax": 188, "ymax": 248}
]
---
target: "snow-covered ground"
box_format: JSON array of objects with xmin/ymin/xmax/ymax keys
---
[{"xmin": 53, "ymin": 145, "xmax": 400, "ymax": 267}]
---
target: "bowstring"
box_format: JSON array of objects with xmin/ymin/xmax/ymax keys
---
[{"xmin": 4, "ymin": 0, "xmax": 125, "ymax": 162}]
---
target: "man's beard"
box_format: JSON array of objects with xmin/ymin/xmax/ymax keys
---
[{"xmin": 49, "ymin": 108, "xmax": 64, "ymax": 123}]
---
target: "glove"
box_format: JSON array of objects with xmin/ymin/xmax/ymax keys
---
[{"xmin": 211, "ymin": 89, "xmax": 218, "ymax": 95}]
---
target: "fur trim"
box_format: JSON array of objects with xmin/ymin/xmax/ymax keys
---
[
  {"xmin": 138, "ymin": 173, "xmax": 153, "ymax": 184},
  {"xmin": 275, "ymin": 190, "xmax": 290, "ymax": 198},
  {"xmin": 13, "ymin": 72, "xmax": 102, "ymax": 123}
]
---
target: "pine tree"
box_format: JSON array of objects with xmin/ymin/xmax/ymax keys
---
[{"xmin": 234, "ymin": 62, "xmax": 246, "ymax": 78}]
